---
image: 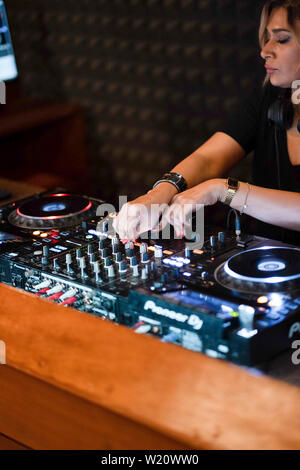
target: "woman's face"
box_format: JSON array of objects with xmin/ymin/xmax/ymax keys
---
[{"xmin": 260, "ymin": 7, "xmax": 300, "ymax": 88}]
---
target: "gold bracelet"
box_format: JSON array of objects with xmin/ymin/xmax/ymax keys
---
[{"xmin": 240, "ymin": 183, "xmax": 251, "ymax": 215}]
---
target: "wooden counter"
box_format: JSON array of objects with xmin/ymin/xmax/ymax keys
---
[{"xmin": 0, "ymin": 178, "xmax": 299, "ymax": 450}]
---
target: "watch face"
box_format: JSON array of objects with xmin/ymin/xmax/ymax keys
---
[{"xmin": 228, "ymin": 178, "xmax": 239, "ymax": 189}]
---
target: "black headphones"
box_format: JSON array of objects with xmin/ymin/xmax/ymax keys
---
[
  {"xmin": 267, "ymin": 87, "xmax": 300, "ymax": 132},
  {"xmin": 267, "ymin": 88, "xmax": 300, "ymax": 190}
]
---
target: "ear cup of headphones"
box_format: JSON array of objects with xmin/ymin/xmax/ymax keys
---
[{"xmin": 267, "ymin": 96, "xmax": 294, "ymax": 130}]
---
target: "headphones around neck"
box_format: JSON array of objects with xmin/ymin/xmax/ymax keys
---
[
  {"xmin": 267, "ymin": 88, "xmax": 300, "ymax": 191},
  {"xmin": 267, "ymin": 88, "xmax": 300, "ymax": 133},
  {"xmin": 266, "ymin": 88, "xmax": 299, "ymax": 240}
]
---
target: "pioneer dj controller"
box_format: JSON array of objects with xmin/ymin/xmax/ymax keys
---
[{"xmin": 0, "ymin": 189, "xmax": 299, "ymax": 366}]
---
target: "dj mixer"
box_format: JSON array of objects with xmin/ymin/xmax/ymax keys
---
[{"xmin": 0, "ymin": 189, "xmax": 299, "ymax": 366}]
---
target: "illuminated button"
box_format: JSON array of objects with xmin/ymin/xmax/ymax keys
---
[
  {"xmin": 268, "ymin": 299, "xmax": 281, "ymax": 308},
  {"xmin": 286, "ymin": 302, "xmax": 298, "ymax": 310},
  {"xmin": 40, "ymin": 233, "xmax": 48, "ymax": 238},
  {"xmin": 229, "ymin": 311, "xmax": 239, "ymax": 318},
  {"xmin": 257, "ymin": 296, "xmax": 268, "ymax": 304},
  {"xmin": 86, "ymin": 234, "xmax": 93, "ymax": 239},
  {"xmin": 163, "ymin": 250, "xmax": 173, "ymax": 255},
  {"xmin": 193, "ymin": 249, "xmax": 204, "ymax": 255},
  {"xmin": 33, "ymin": 231, "xmax": 41, "ymax": 236}
]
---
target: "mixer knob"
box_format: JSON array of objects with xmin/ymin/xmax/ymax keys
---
[
  {"xmin": 151, "ymin": 261, "xmax": 157, "ymax": 272},
  {"xmin": 79, "ymin": 257, "xmax": 88, "ymax": 278},
  {"xmin": 43, "ymin": 245, "xmax": 49, "ymax": 257},
  {"xmin": 153, "ymin": 281, "xmax": 163, "ymax": 289},
  {"xmin": 218, "ymin": 231, "xmax": 226, "ymax": 244},
  {"xmin": 160, "ymin": 273, "xmax": 168, "ymax": 283},
  {"xmin": 66, "ymin": 253, "xmax": 74, "ymax": 274},
  {"xmin": 141, "ymin": 268, "xmax": 148, "ymax": 280},
  {"xmin": 132, "ymin": 264, "xmax": 139, "ymax": 277},
  {"xmin": 126, "ymin": 248, "xmax": 134, "ymax": 258},
  {"xmin": 112, "ymin": 243, "xmax": 120, "ymax": 255},
  {"xmin": 119, "ymin": 262, "xmax": 127, "ymax": 274},
  {"xmin": 201, "ymin": 271, "xmax": 209, "ymax": 280},
  {"xmin": 141, "ymin": 252, "xmax": 149, "ymax": 263},
  {"xmin": 81, "ymin": 221, "xmax": 87, "ymax": 230},
  {"xmin": 90, "ymin": 253, "xmax": 97, "ymax": 263},
  {"xmin": 171, "ymin": 268, "xmax": 180, "ymax": 279},
  {"xmin": 140, "ymin": 243, "xmax": 148, "ymax": 254},
  {"xmin": 184, "ymin": 247, "xmax": 191, "ymax": 258},
  {"xmin": 42, "ymin": 256, "xmax": 48, "ymax": 266},
  {"xmin": 209, "ymin": 235, "xmax": 217, "ymax": 249},
  {"xmin": 238, "ymin": 304, "xmax": 255, "ymax": 330},
  {"xmin": 104, "ymin": 257, "xmax": 112, "ymax": 268},
  {"xmin": 87, "ymin": 244, "xmax": 93, "ymax": 255},
  {"xmin": 154, "ymin": 245, "xmax": 163, "ymax": 258},
  {"xmin": 76, "ymin": 248, "xmax": 82, "ymax": 260},
  {"xmin": 93, "ymin": 261, "xmax": 102, "ymax": 283},
  {"xmin": 101, "ymin": 248, "xmax": 109, "ymax": 259},
  {"xmin": 130, "ymin": 256, "xmax": 138, "ymax": 267},
  {"xmin": 53, "ymin": 258, "xmax": 61, "ymax": 271},
  {"xmin": 145, "ymin": 264, "xmax": 151, "ymax": 276},
  {"xmin": 125, "ymin": 241, "xmax": 134, "ymax": 250},
  {"xmin": 66, "ymin": 253, "xmax": 72, "ymax": 264},
  {"xmin": 119, "ymin": 260, "xmax": 127, "ymax": 274},
  {"xmin": 98, "ymin": 239, "xmax": 105, "ymax": 250},
  {"xmin": 115, "ymin": 252, "xmax": 122, "ymax": 263},
  {"xmin": 107, "ymin": 265, "xmax": 115, "ymax": 278},
  {"xmin": 111, "ymin": 236, "xmax": 119, "ymax": 246}
]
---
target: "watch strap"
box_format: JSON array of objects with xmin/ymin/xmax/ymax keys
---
[
  {"xmin": 223, "ymin": 178, "xmax": 239, "ymax": 206},
  {"xmin": 153, "ymin": 172, "xmax": 188, "ymax": 193}
]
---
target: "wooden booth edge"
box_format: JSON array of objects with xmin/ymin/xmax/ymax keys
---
[{"xmin": 0, "ymin": 282, "xmax": 300, "ymax": 450}]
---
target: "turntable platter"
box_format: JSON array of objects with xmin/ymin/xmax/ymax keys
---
[
  {"xmin": 215, "ymin": 246, "xmax": 300, "ymax": 294},
  {"xmin": 8, "ymin": 193, "xmax": 94, "ymax": 230}
]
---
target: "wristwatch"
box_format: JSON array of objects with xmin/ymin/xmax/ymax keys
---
[
  {"xmin": 223, "ymin": 177, "xmax": 240, "ymax": 206},
  {"xmin": 153, "ymin": 172, "xmax": 188, "ymax": 193}
]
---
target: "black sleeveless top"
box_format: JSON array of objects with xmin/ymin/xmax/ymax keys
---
[{"xmin": 219, "ymin": 81, "xmax": 300, "ymax": 246}]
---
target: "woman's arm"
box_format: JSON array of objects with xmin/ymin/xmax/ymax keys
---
[
  {"xmin": 113, "ymin": 132, "xmax": 246, "ymax": 240},
  {"xmin": 220, "ymin": 180, "xmax": 300, "ymax": 232},
  {"xmin": 168, "ymin": 132, "xmax": 246, "ymax": 188},
  {"xmin": 164, "ymin": 179, "xmax": 300, "ymax": 236}
]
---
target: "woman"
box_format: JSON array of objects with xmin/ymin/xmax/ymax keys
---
[{"xmin": 113, "ymin": 0, "xmax": 300, "ymax": 245}]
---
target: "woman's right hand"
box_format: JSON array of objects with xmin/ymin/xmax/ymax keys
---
[{"xmin": 112, "ymin": 183, "xmax": 178, "ymax": 242}]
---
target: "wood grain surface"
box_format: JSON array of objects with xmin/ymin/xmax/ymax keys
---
[{"xmin": 0, "ymin": 283, "xmax": 300, "ymax": 450}]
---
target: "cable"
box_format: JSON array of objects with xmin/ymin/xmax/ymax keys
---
[
  {"xmin": 226, "ymin": 208, "xmax": 241, "ymax": 238},
  {"xmin": 274, "ymin": 125, "xmax": 281, "ymax": 190}
]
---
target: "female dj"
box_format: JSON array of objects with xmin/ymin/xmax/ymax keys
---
[{"xmin": 113, "ymin": 0, "xmax": 300, "ymax": 245}]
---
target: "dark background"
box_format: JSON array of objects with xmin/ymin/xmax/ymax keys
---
[{"xmin": 6, "ymin": 0, "xmax": 265, "ymax": 202}]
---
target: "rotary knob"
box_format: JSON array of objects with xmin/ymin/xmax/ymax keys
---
[
  {"xmin": 209, "ymin": 235, "xmax": 217, "ymax": 249},
  {"xmin": 119, "ymin": 260, "xmax": 127, "ymax": 274},
  {"xmin": 218, "ymin": 231, "xmax": 226, "ymax": 244},
  {"xmin": 154, "ymin": 245, "xmax": 163, "ymax": 258},
  {"xmin": 139, "ymin": 243, "xmax": 148, "ymax": 254},
  {"xmin": 53, "ymin": 258, "xmax": 61, "ymax": 271}
]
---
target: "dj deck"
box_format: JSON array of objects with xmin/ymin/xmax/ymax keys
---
[
  {"xmin": 0, "ymin": 187, "xmax": 299, "ymax": 368},
  {"xmin": 0, "ymin": 178, "xmax": 299, "ymax": 450}
]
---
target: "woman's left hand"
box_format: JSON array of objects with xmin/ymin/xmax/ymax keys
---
[{"xmin": 159, "ymin": 178, "xmax": 225, "ymax": 237}]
